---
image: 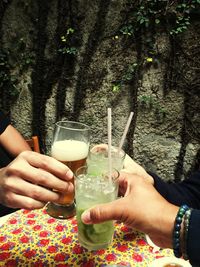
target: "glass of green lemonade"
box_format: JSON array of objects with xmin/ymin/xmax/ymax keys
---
[
  {"xmin": 75, "ymin": 165, "xmax": 119, "ymax": 251},
  {"xmin": 88, "ymin": 144, "xmax": 126, "ymax": 174}
]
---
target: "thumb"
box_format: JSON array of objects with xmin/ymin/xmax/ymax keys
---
[{"xmin": 81, "ymin": 199, "xmax": 123, "ymax": 224}]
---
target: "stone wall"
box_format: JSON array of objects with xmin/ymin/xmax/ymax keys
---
[{"xmin": 1, "ymin": 0, "xmax": 200, "ymax": 181}]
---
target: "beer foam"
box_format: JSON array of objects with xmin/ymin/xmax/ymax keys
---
[{"xmin": 52, "ymin": 140, "xmax": 89, "ymax": 161}]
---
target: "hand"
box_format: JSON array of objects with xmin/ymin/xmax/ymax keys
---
[
  {"xmin": 122, "ymin": 153, "xmax": 154, "ymax": 184},
  {"xmin": 0, "ymin": 151, "xmax": 74, "ymax": 210},
  {"xmin": 81, "ymin": 172, "xmax": 179, "ymax": 248}
]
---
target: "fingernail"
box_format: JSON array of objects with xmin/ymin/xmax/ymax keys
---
[
  {"xmin": 81, "ymin": 211, "xmax": 92, "ymax": 224},
  {"xmin": 66, "ymin": 169, "xmax": 74, "ymax": 179}
]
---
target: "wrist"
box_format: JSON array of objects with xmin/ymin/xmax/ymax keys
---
[{"xmin": 148, "ymin": 203, "xmax": 179, "ymax": 248}]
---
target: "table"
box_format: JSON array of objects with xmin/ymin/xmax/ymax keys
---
[{"xmin": 0, "ymin": 208, "xmax": 174, "ymax": 267}]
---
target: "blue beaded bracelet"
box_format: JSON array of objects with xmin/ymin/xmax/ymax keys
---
[{"xmin": 173, "ymin": 204, "xmax": 189, "ymax": 258}]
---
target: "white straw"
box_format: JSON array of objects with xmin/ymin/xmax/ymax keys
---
[
  {"xmin": 107, "ymin": 108, "xmax": 112, "ymax": 182},
  {"xmin": 118, "ymin": 112, "xmax": 134, "ymax": 151}
]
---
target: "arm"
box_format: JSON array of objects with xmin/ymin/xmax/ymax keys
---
[
  {"xmin": 0, "ymin": 125, "xmax": 31, "ymax": 157},
  {"xmin": 0, "ymin": 151, "xmax": 74, "ymax": 209},
  {"xmin": 187, "ymin": 209, "xmax": 200, "ymax": 266},
  {"xmin": 123, "ymin": 152, "xmax": 200, "ymax": 209},
  {"xmin": 152, "ymin": 171, "xmax": 200, "ymax": 209}
]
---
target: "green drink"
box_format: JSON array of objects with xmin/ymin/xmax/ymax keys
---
[
  {"xmin": 75, "ymin": 166, "xmax": 119, "ymax": 250},
  {"xmin": 88, "ymin": 144, "xmax": 125, "ymax": 174}
]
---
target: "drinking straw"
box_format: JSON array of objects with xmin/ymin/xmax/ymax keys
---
[
  {"xmin": 107, "ymin": 108, "xmax": 112, "ymax": 182},
  {"xmin": 118, "ymin": 111, "xmax": 134, "ymax": 152}
]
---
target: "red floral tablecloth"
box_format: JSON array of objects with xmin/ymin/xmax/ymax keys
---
[{"xmin": 0, "ymin": 208, "xmax": 173, "ymax": 266}]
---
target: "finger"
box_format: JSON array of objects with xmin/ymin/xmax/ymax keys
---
[
  {"xmin": 3, "ymin": 192, "xmax": 46, "ymax": 210},
  {"xmin": 90, "ymin": 144, "xmax": 108, "ymax": 153},
  {"xmin": 117, "ymin": 173, "xmax": 130, "ymax": 196},
  {"xmin": 3, "ymin": 176, "xmax": 65, "ymax": 204},
  {"xmin": 19, "ymin": 151, "xmax": 74, "ymax": 181},
  {"xmin": 81, "ymin": 198, "xmax": 124, "ymax": 224},
  {"xmin": 6, "ymin": 154, "xmax": 74, "ymax": 192},
  {"xmin": 15, "ymin": 166, "xmax": 74, "ymax": 192}
]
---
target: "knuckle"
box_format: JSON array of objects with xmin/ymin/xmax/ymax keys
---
[
  {"xmin": 90, "ymin": 206, "xmax": 102, "ymax": 222},
  {"xmin": 5, "ymin": 163, "xmax": 24, "ymax": 178},
  {"xmin": 38, "ymin": 157, "xmax": 50, "ymax": 170},
  {"xmin": 23, "ymin": 199, "xmax": 38, "ymax": 210},
  {"xmin": 35, "ymin": 173, "xmax": 48, "ymax": 185},
  {"xmin": 58, "ymin": 182, "xmax": 70, "ymax": 192},
  {"xmin": 4, "ymin": 192, "xmax": 15, "ymax": 207},
  {"xmin": 2, "ymin": 179, "xmax": 14, "ymax": 192},
  {"xmin": 30, "ymin": 187, "xmax": 42, "ymax": 200},
  {"xmin": 19, "ymin": 150, "xmax": 28, "ymax": 157},
  {"xmin": 19, "ymin": 150, "xmax": 32, "ymax": 159}
]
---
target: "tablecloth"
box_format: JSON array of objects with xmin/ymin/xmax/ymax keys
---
[{"xmin": 0, "ymin": 208, "xmax": 174, "ymax": 267}]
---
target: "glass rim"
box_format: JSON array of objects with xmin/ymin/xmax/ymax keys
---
[
  {"xmin": 90, "ymin": 144, "xmax": 126, "ymax": 159},
  {"xmin": 75, "ymin": 165, "xmax": 120, "ymax": 182},
  {"xmin": 55, "ymin": 120, "xmax": 90, "ymax": 131}
]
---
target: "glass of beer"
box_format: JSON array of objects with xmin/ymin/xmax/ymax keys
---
[{"xmin": 46, "ymin": 120, "xmax": 90, "ymax": 219}]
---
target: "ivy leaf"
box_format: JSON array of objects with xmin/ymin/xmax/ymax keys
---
[{"xmin": 155, "ymin": 19, "xmax": 160, "ymax": 24}]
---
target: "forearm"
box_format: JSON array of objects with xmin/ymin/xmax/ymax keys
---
[
  {"xmin": 150, "ymin": 171, "xmax": 200, "ymax": 209},
  {"xmin": 187, "ymin": 209, "xmax": 200, "ymax": 266},
  {"xmin": 0, "ymin": 125, "xmax": 31, "ymax": 156}
]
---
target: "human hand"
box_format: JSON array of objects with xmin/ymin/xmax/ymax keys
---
[
  {"xmin": 0, "ymin": 151, "xmax": 74, "ymax": 210},
  {"xmin": 81, "ymin": 172, "xmax": 179, "ymax": 248},
  {"xmin": 122, "ymin": 153, "xmax": 154, "ymax": 184}
]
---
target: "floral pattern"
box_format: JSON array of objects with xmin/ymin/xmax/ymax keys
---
[{"xmin": 0, "ymin": 208, "xmax": 173, "ymax": 266}]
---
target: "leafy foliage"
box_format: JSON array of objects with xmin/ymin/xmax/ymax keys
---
[
  {"xmin": 0, "ymin": 50, "xmax": 18, "ymax": 97},
  {"xmin": 58, "ymin": 27, "xmax": 78, "ymax": 55}
]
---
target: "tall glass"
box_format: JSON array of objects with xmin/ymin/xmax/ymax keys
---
[
  {"xmin": 88, "ymin": 144, "xmax": 125, "ymax": 174},
  {"xmin": 46, "ymin": 121, "xmax": 90, "ymax": 219},
  {"xmin": 75, "ymin": 165, "xmax": 119, "ymax": 250}
]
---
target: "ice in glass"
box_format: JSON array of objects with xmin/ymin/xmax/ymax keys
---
[
  {"xmin": 88, "ymin": 144, "xmax": 125, "ymax": 174},
  {"xmin": 75, "ymin": 166, "xmax": 119, "ymax": 250}
]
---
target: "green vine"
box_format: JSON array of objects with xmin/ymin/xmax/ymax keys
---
[
  {"xmin": 112, "ymin": 0, "xmax": 200, "ymax": 94},
  {"xmin": 122, "ymin": 0, "xmax": 200, "ymax": 35},
  {"xmin": 15, "ymin": 38, "xmax": 35, "ymax": 73},
  {"xmin": 138, "ymin": 94, "xmax": 167, "ymax": 122},
  {"xmin": 112, "ymin": 63, "xmax": 138, "ymax": 92},
  {"xmin": 0, "ymin": 49, "xmax": 18, "ymax": 97},
  {"xmin": 58, "ymin": 27, "xmax": 78, "ymax": 55}
]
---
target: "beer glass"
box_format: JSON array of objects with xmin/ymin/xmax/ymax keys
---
[{"xmin": 46, "ymin": 120, "xmax": 90, "ymax": 219}]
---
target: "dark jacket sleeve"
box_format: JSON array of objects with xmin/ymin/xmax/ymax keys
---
[
  {"xmin": 187, "ymin": 209, "xmax": 200, "ymax": 267},
  {"xmin": 0, "ymin": 111, "xmax": 10, "ymax": 134},
  {"xmin": 0, "ymin": 111, "xmax": 13, "ymax": 167},
  {"xmin": 150, "ymin": 171, "xmax": 200, "ymax": 209}
]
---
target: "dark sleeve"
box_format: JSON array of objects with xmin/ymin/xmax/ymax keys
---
[
  {"xmin": 0, "ymin": 145, "xmax": 13, "ymax": 167},
  {"xmin": 150, "ymin": 171, "xmax": 200, "ymax": 209},
  {"xmin": 187, "ymin": 209, "xmax": 200, "ymax": 267},
  {"xmin": 0, "ymin": 111, "xmax": 10, "ymax": 134},
  {"xmin": 0, "ymin": 111, "xmax": 13, "ymax": 167}
]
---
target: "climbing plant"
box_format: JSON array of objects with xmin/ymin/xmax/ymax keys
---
[{"xmin": 112, "ymin": 0, "xmax": 200, "ymax": 92}]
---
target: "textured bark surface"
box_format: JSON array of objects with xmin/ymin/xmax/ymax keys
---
[{"xmin": 0, "ymin": 0, "xmax": 200, "ymax": 181}]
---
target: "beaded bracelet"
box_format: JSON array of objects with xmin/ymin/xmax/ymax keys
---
[
  {"xmin": 182, "ymin": 208, "xmax": 192, "ymax": 260},
  {"xmin": 173, "ymin": 204, "xmax": 189, "ymax": 258}
]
